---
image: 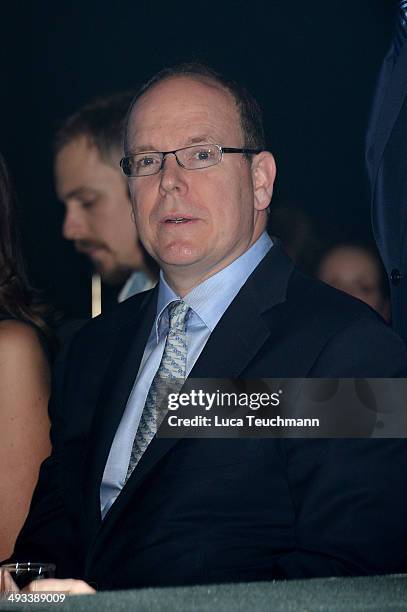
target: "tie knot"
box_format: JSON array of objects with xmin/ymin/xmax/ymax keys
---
[{"xmin": 168, "ymin": 300, "xmax": 189, "ymax": 333}]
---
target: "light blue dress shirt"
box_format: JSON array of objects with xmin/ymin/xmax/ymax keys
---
[
  {"xmin": 100, "ymin": 232, "xmax": 273, "ymax": 518},
  {"xmin": 118, "ymin": 270, "xmax": 156, "ymax": 303}
]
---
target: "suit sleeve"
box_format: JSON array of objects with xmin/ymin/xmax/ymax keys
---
[
  {"xmin": 309, "ymin": 316, "xmax": 407, "ymax": 377},
  {"xmin": 7, "ymin": 452, "xmax": 84, "ymax": 578},
  {"xmin": 271, "ymin": 438, "xmax": 407, "ymax": 578},
  {"xmin": 271, "ymin": 315, "xmax": 407, "ymax": 578}
]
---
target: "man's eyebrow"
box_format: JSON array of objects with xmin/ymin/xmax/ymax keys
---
[
  {"xmin": 128, "ymin": 145, "xmax": 156, "ymax": 154},
  {"xmin": 185, "ymin": 135, "xmax": 214, "ymax": 145},
  {"xmin": 128, "ymin": 136, "xmax": 215, "ymax": 154},
  {"xmin": 59, "ymin": 187, "xmax": 98, "ymax": 201}
]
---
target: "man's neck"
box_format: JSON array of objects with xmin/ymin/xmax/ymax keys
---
[
  {"xmin": 161, "ymin": 269, "xmax": 216, "ymax": 298},
  {"xmin": 161, "ymin": 232, "xmax": 270, "ymax": 298}
]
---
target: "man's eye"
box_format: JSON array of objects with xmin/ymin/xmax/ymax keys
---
[
  {"xmin": 82, "ymin": 200, "xmax": 96, "ymax": 209},
  {"xmin": 192, "ymin": 148, "xmax": 214, "ymax": 161},
  {"xmin": 137, "ymin": 156, "xmax": 156, "ymax": 168}
]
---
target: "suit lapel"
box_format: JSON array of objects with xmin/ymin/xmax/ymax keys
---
[
  {"xmin": 82, "ymin": 289, "xmax": 158, "ymax": 546},
  {"xmin": 369, "ymin": 44, "xmax": 407, "ymax": 188},
  {"xmin": 366, "ymin": 46, "xmax": 394, "ymax": 165},
  {"xmin": 87, "ymin": 245, "xmax": 294, "ymax": 561},
  {"xmin": 189, "ymin": 245, "xmax": 293, "ymax": 379}
]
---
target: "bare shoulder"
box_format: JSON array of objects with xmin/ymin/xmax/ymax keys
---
[
  {"xmin": 0, "ymin": 319, "xmax": 50, "ymax": 396},
  {"xmin": 0, "ymin": 319, "xmax": 50, "ymax": 428},
  {"xmin": 0, "ymin": 319, "xmax": 48, "ymax": 363}
]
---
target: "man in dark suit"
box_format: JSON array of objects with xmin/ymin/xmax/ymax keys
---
[
  {"xmin": 7, "ymin": 64, "xmax": 407, "ymax": 594},
  {"xmin": 366, "ymin": 0, "xmax": 407, "ymax": 343}
]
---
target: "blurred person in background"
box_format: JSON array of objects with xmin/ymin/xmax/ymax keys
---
[
  {"xmin": 0, "ymin": 153, "xmax": 55, "ymax": 560},
  {"xmin": 54, "ymin": 92, "xmax": 157, "ymax": 303},
  {"xmin": 317, "ymin": 243, "xmax": 390, "ymax": 321}
]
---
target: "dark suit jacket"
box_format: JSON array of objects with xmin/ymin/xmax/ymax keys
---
[
  {"xmin": 11, "ymin": 246, "xmax": 407, "ymax": 589},
  {"xmin": 366, "ymin": 39, "xmax": 407, "ymax": 343}
]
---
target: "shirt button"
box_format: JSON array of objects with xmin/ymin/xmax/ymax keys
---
[{"xmin": 390, "ymin": 269, "xmax": 402, "ymax": 286}]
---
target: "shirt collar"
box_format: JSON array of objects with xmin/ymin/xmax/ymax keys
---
[
  {"xmin": 154, "ymin": 232, "xmax": 273, "ymax": 342},
  {"xmin": 118, "ymin": 271, "xmax": 156, "ymax": 303}
]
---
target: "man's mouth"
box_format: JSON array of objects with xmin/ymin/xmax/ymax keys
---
[
  {"xmin": 162, "ymin": 215, "xmax": 195, "ymax": 224},
  {"xmin": 167, "ymin": 217, "xmax": 188, "ymax": 224},
  {"xmin": 75, "ymin": 241, "xmax": 107, "ymax": 255}
]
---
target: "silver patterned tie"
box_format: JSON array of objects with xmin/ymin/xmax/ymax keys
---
[{"xmin": 125, "ymin": 300, "xmax": 190, "ymax": 481}]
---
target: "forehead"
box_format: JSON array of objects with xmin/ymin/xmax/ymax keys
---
[
  {"xmin": 126, "ymin": 76, "xmax": 242, "ymax": 151},
  {"xmin": 56, "ymin": 135, "xmax": 102, "ymax": 173},
  {"xmin": 56, "ymin": 135, "xmax": 121, "ymax": 179},
  {"xmin": 324, "ymin": 249, "xmax": 379, "ymax": 279},
  {"xmin": 55, "ymin": 135, "xmax": 119, "ymax": 195}
]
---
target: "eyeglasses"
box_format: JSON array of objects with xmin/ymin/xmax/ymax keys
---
[{"xmin": 120, "ymin": 143, "xmax": 262, "ymax": 177}]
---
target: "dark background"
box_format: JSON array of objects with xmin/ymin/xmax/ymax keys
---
[{"xmin": 0, "ymin": 0, "xmax": 397, "ymax": 316}]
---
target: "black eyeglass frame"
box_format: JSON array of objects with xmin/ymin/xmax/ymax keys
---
[{"xmin": 120, "ymin": 144, "xmax": 262, "ymax": 177}]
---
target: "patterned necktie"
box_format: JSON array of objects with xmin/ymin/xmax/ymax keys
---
[
  {"xmin": 394, "ymin": 0, "xmax": 407, "ymax": 61},
  {"xmin": 125, "ymin": 300, "xmax": 190, "ymax": 481}
]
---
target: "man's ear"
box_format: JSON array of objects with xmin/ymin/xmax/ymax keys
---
[{"xmin": 251, "ymin": 151, "xmax": 276, "ymax": 211}]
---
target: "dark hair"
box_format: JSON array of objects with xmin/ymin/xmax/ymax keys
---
[
  {"xmin": 125, "ymin": 63, "xmax": 266, "ymax": 152},
  {"xmin": 54, "ymin": 91, "xmax": 136, "ymax": 163},
  {"xmin": 0, "ymin": 153, "xmax": 56, "ymax": 355}
]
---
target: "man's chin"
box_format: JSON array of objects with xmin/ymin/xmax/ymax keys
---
[{"xmin": 93, "ymin": 263, "xmax": 132, "ymax": 287}]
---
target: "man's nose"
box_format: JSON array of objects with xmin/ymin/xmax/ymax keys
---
[
  {"xmin": 62, "ymin": 206, "xmax": 87, "ymax": 241},
  {"xmin": 158, "ymin": 153, "xmax": 188, "ymax": 196}
]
